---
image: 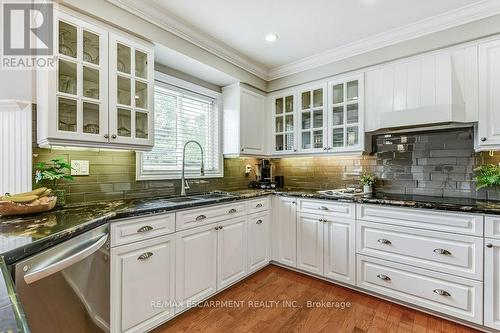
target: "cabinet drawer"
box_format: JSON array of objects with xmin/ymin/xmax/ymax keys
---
[
  {"xmin": 111, "ymin": 213, "xmax": 175, "ymax": 247},
  {"xmin": 357, "ymin": 221, "xmax": 483, "ymax": 280},
  {"xmin": 357, "ymin": 255, "xmax": 483, "ymax": 324},
  {"xmin": 298, "ymin": 199, "xmax": 355, "ymax": 219},
  {"xmin": 357, "ymin": 204, "xmax": 483, "ymax": 236},
  {"xmin": 176, "ymin": 202, "xmax": 246, "ymax": 231},
  {"xmin": 486, "ymin": 216, "xmax": 500, "ymax": 239},
  {"xmin": 247, "ymin": 197, "xmax": 270, "ymax": 214}
]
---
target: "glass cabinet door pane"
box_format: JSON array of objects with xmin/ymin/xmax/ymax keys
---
[
  {"xmin": 275, "ymin": 98, "xmax": 283, "ymax": 114},
  {"xmin": 301, "ymin": 91, "xmax": 311, "ymax": 110},
  {"xmin": 136, "ymin": 112, "xmax": 148, "ymax": 139},
  {"xmin": 135, "ymin": 50, "xmax": 148, "ymax": 79},
  {"xmin": 117, "ymin": 43, "xmax": 131, "ymax": 74},
  {"xmin": 285, "ymin": 133, "xmax": 294, "ymax": 151},
  {"xmin": 332, "ymin": 84, "xmax": 344, "ymax": 104},
  {"xmin": 302, "ymin": 132, "xmax": 311, "ymax": 149},
  {"xmin": 117, "ymin": 76, "xmax": 131, "ymax": 105},
  {"xmin": 285, "ymin": 115, "xmax": 294, "ymax": 131},
  {"xmin": 117, "ymin": 108, "xmax": 132, "ymax": 137},
  {"xmin": 83, "ymin": 102, "xmax": 100, "ymax": 134},
  {"xmin": 347, "ymin": 103, "xmax": 358, "ymax": 124},
  {"xmin": 275, "ymin": 117, "xmax": 283, "ymax": 132},
  {"xmin": 135, "ymin": 81, "xmax": 148, "ymax": 109},
  {"xmin": 332, "ymin": 106, "xmax": 344, "ymax": 126},
  {"xmin": 275, "ymin": 134, "xmax": 284, "ymax": 151},
  {"xmin": 313, "ymin": 89, "xmax": 323, "ymax": 107},
  {"xmin": 58, "ymin": 98, "xmax": 77, "ymax": 132},
  {"xmin": 347, "ymin": 126, "xmax": 359, "ymax": 146},
  {"xmin": 83, "ymin": 30, "xmax": 99, "ymax": 65},
  {"xmin": 83, "ymin": 66, "xmax": 99, "ymax": 99},
  {"xmin": 58, "ymin": 60, "xmax": 77, "ymax": 95},
  {"xmin": 313, "ymin": 130, "xmax": 323, "ymax": 148},
  {"xmin": 313, "ymin": 110, "xmax": 323, "ymax": 128},
  {"xmin": 285, "ymin": 96, "xmax": 293, "ymax": 112},
  {"xmin": 347, "ymin": 81, "xmax": 359, "ymax": 101},
  {"xmin": 332, "ymin": 128, "xmax": 344, "ymax": 148},
  {"xmin": 58, "ymin": 21, "xmax": 77, "ymax": 58},
  {"xmin": 302, "ymin": 112, "xmax": 311, "ymax": 129}
]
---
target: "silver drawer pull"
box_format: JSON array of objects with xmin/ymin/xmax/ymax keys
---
[
  {"xmin": 137, "ymin": 252, "xmax": 153, "ymax": 261},
  {"xmin": 377, "ymin": 274, "xmax": 391, "ymax": 281},
  {"xmin": 433, "ymin": 248, "xmax": 452, "ymax": 255},
  {"xmin": 228, "ymin": 208, "xmax": 237, "ymax": 214},
  {"xmin": 319, "ymin": 206, "xmax": 329, "ymax": 211},
  {"xmin": 256, "ymin": 203, "xmax": 263, "ymax": 208},
  {"xmin": 137, "ymin": 225, "xmax": 154, "ymax": 233},
  {"xmin": 256, "ymin": 219, "xmax": 263, "ymax": 225},
  {"xmin": 377, "ymin": 239, "xmax": 392, "ymax": 245},
  {"xmin": 433, "ymin": 289, "xmax": 451, "ymax": 297},
  {"xmin": 195, "ymin": 215, "xmax": 207, "ymax": 221}
]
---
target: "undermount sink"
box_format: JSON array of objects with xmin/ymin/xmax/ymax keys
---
[
  {"xmin": 193, "ymin": 193, "xmax": 234, "ymax": 200},
  {"xmin": 165, "ymin": 197, "xmax": 201, "ymax": 203}
]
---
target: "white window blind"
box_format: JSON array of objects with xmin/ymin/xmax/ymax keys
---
[{"xmin": 138, "ymin": 82, "xmax": 222, "ymax": 179}]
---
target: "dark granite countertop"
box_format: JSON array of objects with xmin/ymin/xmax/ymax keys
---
[{"xmin": 1, "ymin": 188, "xmax": 500, "ymax": 333}]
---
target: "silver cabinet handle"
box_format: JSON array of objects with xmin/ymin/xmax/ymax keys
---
[
  {"xmin": 256, "ymin": 203, "xmax": 263, "ymax": 208},
  {"xmin": 323, "ymin": 147, "xmax": 328, "ymax": 150},
  {"xmin": 377, "ymin": 239, "xmax": 392, "ymax": 245},
  {"xmin": 104, "ymin": 134, "xmax": 109, "ymax": 139},
  {"xmin": 137, "ymin": 252, "xmax": 153, "ymax": 261},
  {"xmin": 433, "ymin": 248, "xmax": 452, "ymax": 255},
  {"xmin": 137, "ymin": 225, "xmax": 154, "ymax": 233},
  {"xmin": 319, "ymin": 206, "xmax": 329, "ymax": 211},
  {"xmin": 433, "ymin": 289, "xmax": 451, "ymax": 297},
  {"xmin": 481, "ymin": 137, "xmax": 487, "ymax": 142},
  {"xmin": 214, "ymin": 226, "xmax": 220, "ymax": 230},
  {"xmin": 487, "ymin": 243, "xmax": 494, "ymax": 248},
  {"xmin": 318, "ymin": 218, "xmax": 323, "ymax": 222},
  {"xmin": 196, "ymin": 215, "xmax": 207, "ymax": 221},
  {"xmin": 256, "ymin": 219, "xmax": 263, "ymax": 225},
  {"xmin": 228, "ymin": 208, "xmax": 237, "ymax": 214},
  {"xmin": 219, "ymin": 225, "xmax": 224, "ymax": 230},
  {"xmin": 377, "ymin": 274, "xmax": 391, "ymax": 281},
  {"xmin": 111, "ymin": 134, "xmax": 117, "ymax": 139}
]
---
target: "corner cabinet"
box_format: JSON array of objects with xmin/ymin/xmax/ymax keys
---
[
  {"xmin": 36, "ymin": 9, "xmax": 154, "ymax": 150},
  {"xmin": 223, "ymin": 84, "xmax": 267, "ymax": 156}
]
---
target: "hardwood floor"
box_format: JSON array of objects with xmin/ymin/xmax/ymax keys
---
[{"xmin": 152, "ymin": 265, "xmax": 480, "ymax": 333}]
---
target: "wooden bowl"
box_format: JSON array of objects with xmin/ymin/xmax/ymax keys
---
[{"xmin": 0, "ymin": 196, "xmax": 57, "ymax": 217}]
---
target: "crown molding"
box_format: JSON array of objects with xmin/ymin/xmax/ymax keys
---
[
  {"xmin": 106, "ymin": 0, "xmax": 500, "ymax": 83},
  {"xmin": 104, "ymin": 0, "xmax": 270, "ymax": 80}
]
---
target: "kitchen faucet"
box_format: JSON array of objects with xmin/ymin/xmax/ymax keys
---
[{"xmin": 180, "ymin": 140, "xmax": 205, "ymax": 196}]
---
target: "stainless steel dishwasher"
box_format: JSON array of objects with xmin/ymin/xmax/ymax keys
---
[{"xmin": 14, "ymin": 224, "xmax": 110, "ymax": 333}]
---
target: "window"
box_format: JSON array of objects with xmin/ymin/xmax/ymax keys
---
[{"xmin": 137, "ymin": 75, "xmax": 222, "ymax": 180}]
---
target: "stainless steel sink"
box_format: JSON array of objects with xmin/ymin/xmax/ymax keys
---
[
  {"xmin": 193, "ymin": 193, "xmax": 234, "ymax": 200},
  {"xmin": 165, "ymin": 197, "xmax": 201, "ymax": 203}
]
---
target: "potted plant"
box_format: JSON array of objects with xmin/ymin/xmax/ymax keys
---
[
  {"xmin": 474, "ymin": 164, "xmax": 500, "ymax": 191},
  {"xmin": 360, "ymin": 173, "xmax": 377, "ymax": 194},
  {"xmin": 34, "ymin": 158, "xmax": 74, "ymax": 206}
]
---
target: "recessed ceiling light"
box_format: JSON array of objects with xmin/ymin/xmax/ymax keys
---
[{"xmin": 265, "ymin": 33, "xmax": 278, "ymax": 42}]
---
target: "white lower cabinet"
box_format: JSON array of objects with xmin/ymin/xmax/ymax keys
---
[
  {"xmin": 272, "ymin": 196, "xmax": 297, "ymax": 267},
  {"xmin": 297, "ymin": 213, "xmax": 324, "ymax": 275},
  {"xmin": 217, "ymin": 217, "xmax": 248, "ymax": 289},
  {"xmin": 175, "ymin": 223, "xmax": 218, "ymax": 312},
  {"xmin": 323, "ymin": 216, "xmax": 355, "ymax": 285},
  {"xmin": 111, "ymin": 234, "xmax": 175, "ymax": 333},
  {"xmin": 485, "ymin": 239, "xmax": 500, "ymax": 330},
  {"xmin": 247, "ymin": 213, "xmax": 270, "ymax": 273}
]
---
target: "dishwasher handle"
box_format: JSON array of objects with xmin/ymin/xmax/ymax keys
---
[{"xmin": 23, "ymin": 232, "xmax": 108, "ymax": 285}]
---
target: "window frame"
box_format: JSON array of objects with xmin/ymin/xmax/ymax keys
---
[{"xmin": 136, "ymin": 72, "xmax": 223, "ymax": 181}]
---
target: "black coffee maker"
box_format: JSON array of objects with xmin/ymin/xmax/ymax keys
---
[{"xmin": 249, "ymin": 159, "xmax": 277, "ymax": 189}]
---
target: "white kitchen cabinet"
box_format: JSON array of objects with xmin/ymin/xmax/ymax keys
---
[
  {"xmin": 111, "ymin": 234, "xmax": 175, "ymax": 333},
  {"xmin": 217, "ymin": 217, "xmax": 248, "ymax": 289},
  {"xmin": 223, "ymin": 84, "xmax": 267, "ymax": 156},
  {"xmin": 485, "ymin": 239, "xmax": 500, "ymax": 330},
  {"xmin": 477, "ymin": 39, "xmax": 500, "ymax": 150},
  {"xmin": 297, "ymin": 213, "xmax": 324, "ymax": 275},
  {"xmin": 323, "ymin": 216, "xmax": 355, "ymax": 285},
  {"xmin": 37, "ymin": 8, "xmax": 154, "ymax": 150},
  {"xmin": 175, "ymin": 224, "xmax": 218, "ymax": 312},
  {"xmin": 247, "ymin": 213, "xmax": 270, "ymax": 273},
  {"xmin": 271, "ymin": 91, "xmax": 297, "ymax": 154},
  {"xmin": 272, "ymin": 196, "xmax": 297, "ymax": 267},
  {"xmin": 297, "ymin": 84, "xmax": 327, "ymax": 153}
]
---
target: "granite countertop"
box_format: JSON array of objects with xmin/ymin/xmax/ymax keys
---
[{"xmin": 1, "ymin": 188, "xmax": 500, "ymax": 333}]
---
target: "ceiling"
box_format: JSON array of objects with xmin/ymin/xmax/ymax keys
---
[{"xmin": 111, "ymin": 0, "xmax": 500, "ymax": 80}]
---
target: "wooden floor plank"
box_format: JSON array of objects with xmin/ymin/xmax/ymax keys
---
[{"xmin": 152, "ymin": 265, "xmax": 481, "ymax": 333}]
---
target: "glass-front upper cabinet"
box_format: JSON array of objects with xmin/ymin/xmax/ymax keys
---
[
  {"xmin": 298, "ymin": 85, "xmax": 327, "ymax": 153},
  {"xmin": 53, "ymin": 12, "xmax": 108, "ymax": 143},
  {"xmin": 109, "ymin": 33, "xmax": 154, "ymax": 146},
  {"xmin": 272, "ymin": 93, "xmax": 296, "ymax": 154},
  {"xmin": 327, "ymin": 76, "xmax": 364, "ymax": 151}
]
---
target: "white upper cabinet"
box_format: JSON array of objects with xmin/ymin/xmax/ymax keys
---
[
  {"xmin": 365, "ymin": 46, "xmax": 478, "ymax": 132},
  {"xmin": 271, "ymin": 91, "xmax": 297, "ymax": 154},
  {"xmin": 223, "ymin": 84, "xmax": 267, "ymax": 156},
  {"xmin": 298, "ymin": 84, "xmax": 327, "ymax": 153},
  {"xmin": 477, "ymin": 39, "xmax": 500, "ymax": 150},
  {"xmin": 36, "ymin": 9, "xmax": 154, "ymax": 150}
]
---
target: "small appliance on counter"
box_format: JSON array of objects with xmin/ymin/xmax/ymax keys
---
[{"xmin": 248, "ymin": 159, "xmax": 277, "ymax": 189}]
